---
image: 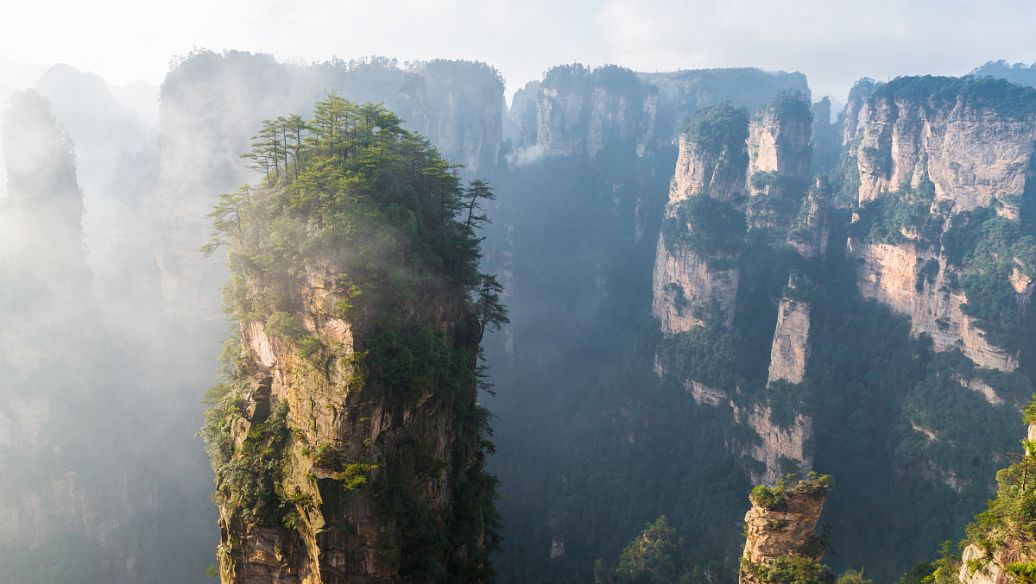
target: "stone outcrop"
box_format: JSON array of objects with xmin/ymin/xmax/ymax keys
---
[
  {"xmin": 740, "ymin": 478, "xmax": 830, "ymax": 584},
  {"xmin": 849, "ymin": 240, "xmax": 1018, "ymax": 371},
  {"xmin": 767, "ymin": 283, "xmax": 811, "ymax": 386}
]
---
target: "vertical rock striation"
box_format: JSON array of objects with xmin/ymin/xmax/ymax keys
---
[{"xmin": 767, "ymin": 278, "xmax": 811, "ymax": 386}]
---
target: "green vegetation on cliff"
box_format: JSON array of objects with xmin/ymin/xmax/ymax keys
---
[
  {"xmin": 962, "ymin": 399, "xmax": 1036, "ymax": 561},
  {"xmin": 594, "ymin": 516, "xmax": 693, "ymax": 584},
  {"xmin": 870, "ymin": 75, "xmax": 1036, "ymax": 118},
  {"xmin": 662, "ymin": 196, "xmax": 747, "ymax": 262},
  {"xmin": 201, "ymin": 92, "xmax": 505, "ymax": 582},
  {"xmin": 942, "ymin": 206, "xmax": 1036, "ymax": 350},
  {"xmin": 683, "ymin": 103, "xmax": 749, "ymax": 170},
  {"xmin": 741, "ymin": 556, "xmax": 833, "ymax": 584}
]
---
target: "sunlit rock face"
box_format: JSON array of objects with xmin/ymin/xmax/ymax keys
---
[
  {"xmin": 651, "ymin": 105, "xmax": 749, "ymax": 333},
  {"xmin": 853, "ymin": 85, "xmax": 1036, "ymax": 211},
  {"xmin": 767, "ymin": 294, "xmax": 811, "ymax": 386},
  {"xmin": 849, "ymin": 240, "xmax": 1019, "ymax": 371},
  {"xmin": 740, "ymin": 478, "xmax": 829, "ymax": 584},
  {"xmin": 746, "ymin": 102, "xmax": 812, "ymax": 187},
  {"xmin": 845, "ymin": 77, "xmax": 1036, "ymax": 372}
]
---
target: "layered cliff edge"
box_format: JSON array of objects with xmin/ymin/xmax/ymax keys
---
[{"xmin": 201, "ymin": 96, "xmax": 501, "ymax": 583}]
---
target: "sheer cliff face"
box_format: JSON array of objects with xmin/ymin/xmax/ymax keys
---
[
  {"xmin": 670, "ymin": 132, "xmax": 749, "ymax": 205},
  {"xmin": 767, "ymin": 294, "xmax": 810, "ymax": 386},
  {"xmin": 399, "ymin": 60, "xmax": 504, "ymax": 173},
  {"xmin": 519, "ymin": 65, "xmax": 655, "ymax": 159},
  {"xmin": 650, "ymin": 97, "xmax": 818, "ymax": 485},
  {"xmin": 850, "ymin": 240, "xmax": 1017, "ymax": 370},
  {"xmin": 854, "ymin": 89, "xmax": 1036, "ymax": 211},
  {"xmin": 218, "ymin": 269, "xmax": 486, "ymax": 583},
  {"xmin": 514, "ymin": 66, "xmax": 810, "ymax": 164},
  {"xmin": 652, "ymin": 105, "xmax": 750, "ymax": 332},
  {"xmin": 652, "ymin": 237, "xmax": 740, "ymax": 332},
  {"xmin": 845, "ymin": 77, "xmax": 1036, "ymax": 372},
  {"xmin": 747, "ymin": 105, "xmax": 812, "ymax": 185}
]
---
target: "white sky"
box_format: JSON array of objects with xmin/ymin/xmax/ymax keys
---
[{"xmin": 2, "ymin": 0, "xmax": 1036, "ymax": 100}]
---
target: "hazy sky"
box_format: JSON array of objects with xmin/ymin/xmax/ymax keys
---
[{"xmin": 3, "ymin": 0, "xmax": 1036, "ymax": 100}]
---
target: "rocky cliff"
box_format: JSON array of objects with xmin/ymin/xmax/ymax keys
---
[
  {"xmin": 767, "ymin": 278, "xmax": 811, "ymax": 386},
  {"xmin": 849, "ymin": 240, "xmax": 1017, "ymax": 371},
  {"xmin": 845, "ymin": 76, "xmax": 1036, "ymax": 372},
  {"xmin": 214, "ymin": 269, "xmax": 489, "ymax": 583},
  {"xmin": 509, "ymin": 65, "xmax": 655, "ymax": 160},
  {"xmin": 739, "ymin": 476, "xmax": 832, "ymax": 584},
  {"xmin": 640, "ymin": 68, "xmax": 810, "ymax": 144},
  {"xmin": 652, "ymin": 103, "xmax": 749, "ymax": 331},
  {"xmin": 651, "ymin": 94, "xmax": 820, "ymax": 487},
  {"xmin": 511, "ymin": 66, "xmax": 811, "ymax": 165},
  {"xmin": 854, "ymin": 78, "xmax": 1036, "ymax": 211},
  {"xmin": 203, "ymin": 96, "xmax": 498, "ymax": 583},
  {"xmin": 747, "ymin": 95, "xmax": 812, "ymax": 187}
]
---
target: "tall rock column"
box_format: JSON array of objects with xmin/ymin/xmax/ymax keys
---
[
  {"xmin": 767, "ymin": 275, "xmax": 812, "ymax": 387},
  {"xmin": 203, "ymin": 97, "xmax": 499, "ymax": 583},
  {"xmin": 652, "ymin": 103, "xmax": 749, "ymax": 332}
]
